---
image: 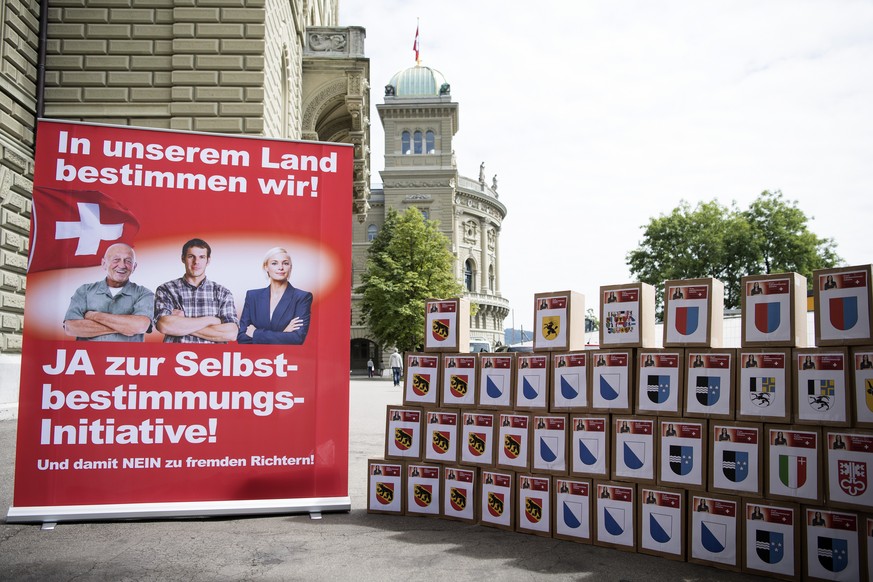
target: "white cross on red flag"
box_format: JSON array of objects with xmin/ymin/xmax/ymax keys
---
[{"xmin": 28, "ymin": 186, "xmax": 140, "ymax": 273}]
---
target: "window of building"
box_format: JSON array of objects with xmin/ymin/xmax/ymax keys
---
[
  {"xmin": 465, "ymin": 259, "xmax": 475, "ymax": 292},
  {"xmin": 426, "ymin": 130, "xmax": 435, "ymax": 154},
  {"xmin": 488, "ymin": 265, "xmax": 495, "ymax": 291},
  {"xmin": 413, "ymin": 130, "xmax": 423, "ymax": 154},
  {"xmin": 401, "ymin": 131, "xmax": 411, "ymax": 154},
  {"xmin": 367, "ymin": 224, "xmax": 378, "ymax": 241}
]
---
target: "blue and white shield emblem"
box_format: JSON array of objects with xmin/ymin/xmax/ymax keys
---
[
  {"xmin": 600, "ymin": 373, "xmax": 620, "ymax": 401},
  {"xmin": 578, "ymin": 437, "xmax": 599, "ymax": 466},
  {"xmin": 669, "ymin": 445, "xmax": 694, "ymax": 476},
  {"xmin": 817, "ymin": 536, "xmax": 849, "ymax": 573},
  {"xmin": 539, "ymin": 436, "xmax": 558, "ymax": 463},
  {"xmin": 649, "ymin": 513, "xmax": 672, "ymax": 543},
  {"xmin": 701, "ymin": 521, "xmax": 727, "ymax": 554},
  {"xmin": 756, "ymin": 530, "xmax": 784, "ymax": 564},
  {"xmin": 623, "ymin": 441, "xmax": 646, "ymax": 470},
  {"xmin": 721, "ymin": 450, "xmax": 749, "ymax": 483},
  {"xmin": 562, "ymin": 501, "xmax": 582, "ymax": 530},
  {"xmin": 560, "ymin": 374, "xmax": 580, "ymax": 400},
  {"xmin": 604, "ymin": 507, "xmax": 625, "ymax": 536}
]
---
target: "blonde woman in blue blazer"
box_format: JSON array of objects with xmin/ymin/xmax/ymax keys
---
[{"xmin": 237, "ymin": 247, "xmax": 312, "ymax": 345}]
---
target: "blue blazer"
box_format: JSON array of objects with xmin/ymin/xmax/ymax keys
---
[{"xmin": 237, "ymin": 285, "xmax": 312, "ymax": 345}]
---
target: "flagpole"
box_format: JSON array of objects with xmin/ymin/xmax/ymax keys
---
[{"xmin": 413, "ymin": 18, "xmax": 420, "ymax": 66}]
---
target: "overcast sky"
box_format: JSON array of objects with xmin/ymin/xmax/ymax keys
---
[{"xmin": 341, "ymin": 1, "xmax": 873, "ymax": 333}]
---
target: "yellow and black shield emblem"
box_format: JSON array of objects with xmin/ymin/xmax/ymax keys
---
[
  {"xmin": 525, "ymin": 497, "xmax": 543, "ymax": 522},
  {"xmin": 394, "ymin": 428, "xmax": 412, "ymax": 450},
  {"xmin": 432, "ymin": 319, "xmax": 450, "ymax": 340},
  {"xmin": 375, "ymin": 482, "xmax": 394, "ymax": 505},
  {"xmin": 542, "ymin": 316, "xmax": 560, "ymax": 340},
  {"xmin": 450, "ymin": 374, "xmax": 468, "ymax": 397},
  {"xmin": 412, "ymin": 373, "xmax": 430, "ymax": 395}
]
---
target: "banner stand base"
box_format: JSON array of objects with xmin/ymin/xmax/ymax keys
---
[{"xmin": 6, "ymin": 496, "xmax": 351, "ymax": 524}]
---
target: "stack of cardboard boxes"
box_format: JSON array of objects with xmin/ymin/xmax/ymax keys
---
[{"xmin": 369, "ymin": 269, "xmax": 873, "ymax": 581}]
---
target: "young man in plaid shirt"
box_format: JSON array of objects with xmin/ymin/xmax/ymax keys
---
[{"xmin": 154, "ymin": 238, "xmax": 239, "ymax": 343}]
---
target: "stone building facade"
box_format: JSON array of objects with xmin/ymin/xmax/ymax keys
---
[
  {"xmin": 351, "ymin": 64, "xmax": 509, "ymax": 372},
  {"xmin": 0, "ymin": 0, "xmax": 369, "ymax": 413}
]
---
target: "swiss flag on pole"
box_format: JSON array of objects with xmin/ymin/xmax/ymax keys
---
[
  {"xmin": 28, "ymin": 187, "xmax": 140, "ymax": 273},
  {"xmin": 413, "ymin": 24, "xmax": 420, "ymax": 63}
]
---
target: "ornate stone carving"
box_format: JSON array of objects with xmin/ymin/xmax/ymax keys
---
[
  {"xmin": 463, "ymin": 220, "xmax": 479, "ymax": 243},
  {"xmin": 309, "ymin": 32, "xmax": 347, "ymax": 53}
]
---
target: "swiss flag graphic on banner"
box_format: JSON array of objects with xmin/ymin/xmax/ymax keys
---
[{"xmin": 28, "ymin": 187, "xmax": 140, "ymax": 272}]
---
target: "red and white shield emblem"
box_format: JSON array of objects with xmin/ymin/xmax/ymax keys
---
[{"xmin": 838, "ymin": 459, "xmax": 868, "ymax": 497}]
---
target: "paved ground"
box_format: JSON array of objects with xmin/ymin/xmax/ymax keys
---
[{"xmin": 0, "ymin": 378, "xmax": 768, "ymax": 581}]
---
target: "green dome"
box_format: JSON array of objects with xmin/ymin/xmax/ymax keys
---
[{"xmin": 387, "ymin": 65, "xmax": 450, "ymax": 97}]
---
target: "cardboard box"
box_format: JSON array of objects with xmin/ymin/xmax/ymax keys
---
[
  {"xmin": 599, "ymin": 283, "xmax": 657, "ymax": 348},
  {"xmin": 658, "ymin": 419, "xmax": 707, "ymax": 490},
  {"xmin": 516, "ymin": 473, "xmax": 552, "ymax": 537},
  {"xmin": 570, "ymin": 415, "xmax": 610, "ymax": 479},
  {"xmin": 793, "ymin": 348, "xmax": 851, "ymax": 427},
  {"xmin": 765, "ymin": 425, "xmax": 823, "ymax": 505},
  {"xmin": 424, "ymin": 297, "xmax": 470, "ymax": 353},
  {"xmin": 384, "ymin": 406, "xmax": 423, "ymax": 460},
  {"xmin": 663, "ymin": 278, "xmax": 725, "ymax": 347},
  {"xmin": 740, "ymin": 272, "xmax": 808, "ymax": 347},
  {"xmin": 423, "ymin": 410, "xmax": 459, "ymax": 465},
  {"xmin": 708, "ymin": 421, "xmax": 763, "ymax": 497},
  {"xmin": 736, "ymin": 349, "xmax": 792, "ymax": 423},
  {"xmin": 402, "ymin": 353, "xmax": 440, "ymax": 408},
  {"xmin": 553, "ymin": 477, "xmax": 592, "ymax": 543},
  {"xmin": 687, "ymin": 493, "xmax": 741, "ymax": 572},
  {"xmin": 813, "ymin": 265, "xmax": 873, "ymax": 347},
  {"xmin": 441, "ymin": 466, "xmax": 478, "ymax": 523},
  {"xmin": 477, "ymin": 354, "xmax": 515, "ymax": 410},
  {"xmin": 479, "ymin": 469, "xmax": 515, "ymax": 530},
  {"xmin": 439, "ymin": 354, "xmax": 478, "ymax": 408},
  {"xmin": 825, "ymin": 431, "xmax": 873, "ymax": 512},
  {"xmin": 638, "ymin": 485, "xmax": 686, "ymax": 561},
  {"xmin": 593, "ymin": 481, "xmax": 637, "ymax": 552},
  {"xmin": 684, "ymin": 349, "xmax": 736, "ymax": 420},
  {"xmin": 803, "ymin": 507, "xmax": 862, "ymax": 581},
  {"xmin": 590, "ymin": 349, "xmax": 634, "ymax": 414},
  {"xmin": 851, "ymin": 347, "xmax": 873, "ymax": 429},
  {"xmin": 515, "ymin": 353, "xmax": 550, "ymax": 411},
  {"xmin": 612, "ymin": 416, "xmax": 657, "ymax": 484},
  {"xmin": 533, "ymin": 291, "xmax": 586, "ymax": 352},
  {"xmin": 742, "ymin": 500, "xmax": 801, "ymax": 581},
  {"xmin": 635, "ymin": 349, "xmax": 684, "ymax": 417},
  {"xmin": 864, "ymin": 516, "xmax": 873, "ymax": 580},
  {"xmin": 367, "ymin": 459, "xmax": 405, "ymax": 515},
  {"xmin": 550, "ymin": 351, "xmax": 589, "ymax": 412},
  {"xmin": 496, "ymin": 412, "xmax": 531, "ymax": 471},
  {"xmin": 459, "ymin": 411, "xmax": 496, "ymax": 468},
  {"xmin": 530, "ymin": 414, "xmax": 569, "ymax": 475},
  {"xmin": 405, "ymin": 462, "xmax": 441, "ymax": 517}
]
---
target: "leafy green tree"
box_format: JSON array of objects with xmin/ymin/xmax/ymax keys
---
[
  {"xmin": 627, "ymin": 191, "xmax": 841, "ymax": 317},
  {"xmin": 743, "ymin": 190, "xmax": 841, "ymax": 278},
  {"xmin": 357, "ymin": 207, "xmax": 464, "ymax": 352}
]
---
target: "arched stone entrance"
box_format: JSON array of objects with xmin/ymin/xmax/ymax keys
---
[{"xmin": 350, "ymin": 338, "xmax": 381, "ymax": 376}]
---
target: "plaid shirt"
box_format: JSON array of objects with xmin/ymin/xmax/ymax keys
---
[{"xmin": 154, "ymin": 277, "xmax": 239, "ymax": 343}]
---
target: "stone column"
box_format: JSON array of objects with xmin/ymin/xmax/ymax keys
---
[
  {"xmin": 494, "ymin": 226, "xmax": 500, "ymax": 293},
  {"xmin": 479, "ymin": 217, "xmax": 488, "ymax": 291}
]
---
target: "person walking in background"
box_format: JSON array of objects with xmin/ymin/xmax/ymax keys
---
[
  {"xmin": 367, "ymin": 357, "xmax": 375, "ymax": 378},
  {"xmin": 389, "ymin": 349, "xmax": 402, "ymax": 386}
]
